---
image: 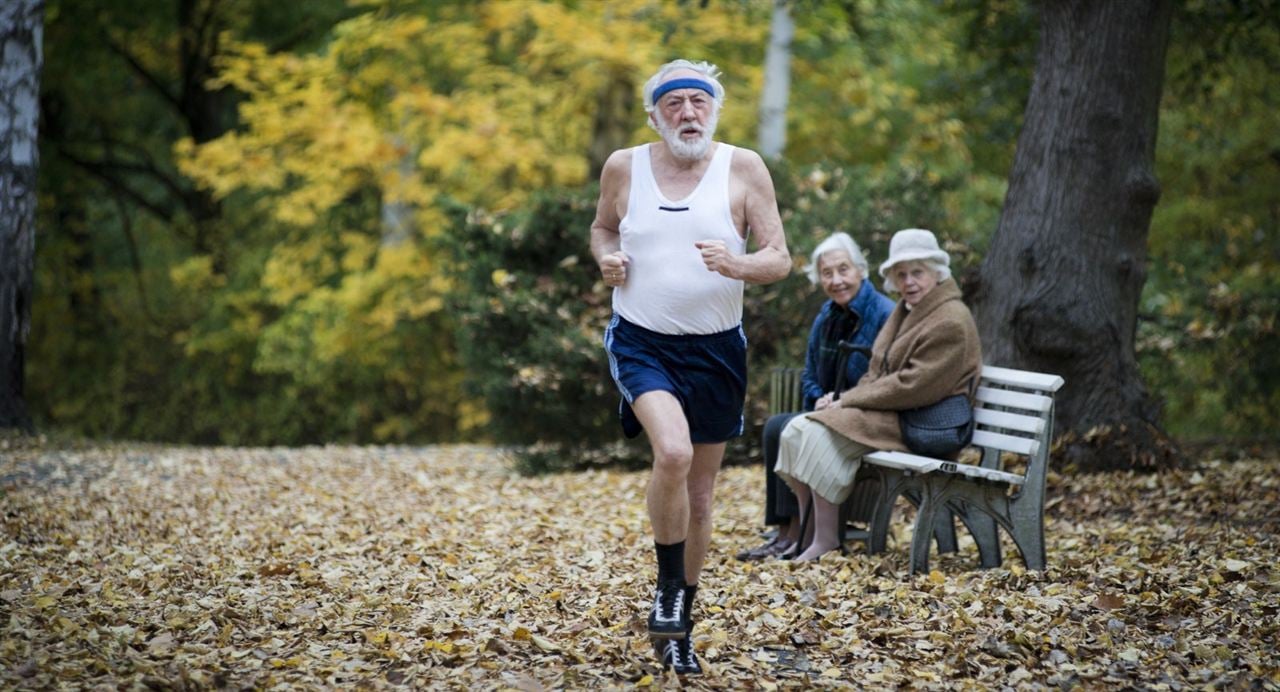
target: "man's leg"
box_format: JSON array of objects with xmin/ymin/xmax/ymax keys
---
[
  {"xmin": 684, "ymin": 441, "xmax": 726, "ymax": 585},
  {"xmin": 630, "ymin": 390, "xmax": 695, "ymax": 639},
  {"xmin": 654, "ymin": 441, "xmax": 723, "ymax": 677},
  {"xmin": 631, "ymin": 391, "xmax": 694, "ymax": 543}
]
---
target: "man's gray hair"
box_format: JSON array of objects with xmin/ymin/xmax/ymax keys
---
[
  {"xmin": 805, "ymin": 232, "xmax": 870, "ymax": 285},
  {"xmin": 642, "ymin": 59, "xmax": 726, "ymax": 114}
]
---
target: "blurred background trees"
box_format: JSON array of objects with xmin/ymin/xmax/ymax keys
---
[{"xmin": 23, "ymin": 0, "xmax": 1278, "ymax": 468}]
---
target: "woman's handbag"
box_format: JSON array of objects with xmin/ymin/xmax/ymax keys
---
[{"xmin": 899, "ymin": 393, "xmax": 975, "ymax": 458}]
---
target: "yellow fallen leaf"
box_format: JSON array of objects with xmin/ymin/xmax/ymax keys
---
[
  {"xmin": 531, "ymin": 634, "xmax": 559, "ymax": 652},
  {"xmin": 928, "ymin": 570, "xmax": 945, "ymax": 585}
]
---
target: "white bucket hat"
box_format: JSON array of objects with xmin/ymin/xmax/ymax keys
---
[{"xmin": 879, "ymin": 228, "xmax": 951, "ymax": 292}]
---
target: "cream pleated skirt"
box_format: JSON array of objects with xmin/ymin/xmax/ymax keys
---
[{"xmin": 774, "ymin": 414, "xmax": 872, "ymax": 504}]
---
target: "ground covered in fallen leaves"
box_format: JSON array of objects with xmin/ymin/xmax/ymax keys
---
[{"xmin": 2, "ymin": 437, "xmax": 1277, "ymax": 690}]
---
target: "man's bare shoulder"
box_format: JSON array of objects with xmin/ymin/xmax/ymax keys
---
[
  {"xmin": 601, "ymin": 147, "xmax": 636, "ymax": 181},
  {"xmin": 727, "ymin": 146, "xmax": 771, "ymax": 179}
]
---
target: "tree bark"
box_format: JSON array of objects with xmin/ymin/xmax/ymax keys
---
[
  {"xmin": 0, "ymin": 0, "xmax": 43, "ymax": 431},
  {"xmin": 971, "ymin": 0, "xmax": 1180, "ymax": 471},
  {"xmin": 758, "ymin": 0, "xmax": 794, "ymax": 159}
]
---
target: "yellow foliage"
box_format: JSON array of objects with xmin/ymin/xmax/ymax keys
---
[
  {"xmin": 178, "ymin": 0, "xmax": 769, "ymax": 234},
  {"xmin": 169, "ymin": 256, "xmax": 225, "ymax": 291}
]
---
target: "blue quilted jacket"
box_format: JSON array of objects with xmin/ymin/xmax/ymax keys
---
[{"xmin": 800, "ymin": 280, "xmax": 895, "ymax": 410}]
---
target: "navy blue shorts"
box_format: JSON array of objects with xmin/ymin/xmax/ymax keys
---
[{"xmin": 604, "ymin": 315, "xmax": 747, "ymax": 444}]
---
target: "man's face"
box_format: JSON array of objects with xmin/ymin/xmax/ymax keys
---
[{"xmin": 652, "ymin": 78, "xmax": 718, "ymax": 160}]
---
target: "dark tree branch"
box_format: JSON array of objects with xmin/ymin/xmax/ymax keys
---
[
  {"xmin": 110, "ymin": 195, "xmax": 162, "ymax": 327},
  {"xmin": 56, "ymin": 147, "xmax": 177, "ymax": 223},
  {"xmin": 102, "ymin": 33, "xmax": 182, "ymax": 113},
  {"xmin": 60, "ymin": 126, "xmax": 193, "ymax": 203}
]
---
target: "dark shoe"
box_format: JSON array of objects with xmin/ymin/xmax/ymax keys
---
[
  {"xmin": 655, "ymin": 634, "xmax": 702, "ymax": 675},
  {"xmin": 647, "ymin": 580, "xmax": 688, "ymax": 639},
  {"xmin": 791, "ymin": 542, "xmax": 848, "ymax": 563},
  {"xmin": 735, "ymin": 537, "xmax": 794, "ymax": 561}
]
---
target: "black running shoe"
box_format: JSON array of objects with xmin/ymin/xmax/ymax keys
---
[
  {"xmin": 655, "ymin": 634, "xmax": 702, "ymax": 675},
  {"xmin": 647, "ymin": 580, "xmax": 688, "ymax": 639}
]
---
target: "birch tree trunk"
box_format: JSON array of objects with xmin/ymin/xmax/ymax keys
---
[
  {"xmin": 0, "ymin": 0, "xmax": 43, "ymax": 431},
  {"xmin": 971, "ymin": 0, "xmax": 1179, "ymax": 470},
  {"xmin": 758, "ymin": 0, "xmax": 793, "ymax": 159}
]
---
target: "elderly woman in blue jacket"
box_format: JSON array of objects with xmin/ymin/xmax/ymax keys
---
[{"xmin": 736, "ymin": 232, "xmax": 894, "ymax": 560}]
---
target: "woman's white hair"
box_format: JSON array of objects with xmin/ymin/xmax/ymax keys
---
[
  {"xmin": 881, "ymin": 259, "xmax": 951, "ymax": 293},
  {"xmin": 642, "ymin": 59, "xmax": 726, "ymax": 116},
  {"xmin": 804, "ymin": 232, "xmax": 870, "ymax": 285}
]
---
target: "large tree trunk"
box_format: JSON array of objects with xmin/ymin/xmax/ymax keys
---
[
  {"xmin": 0, "ymin": 0, "xmax": 43, "ymax": 431},
  {"xmin": 758, "ymin": 0, "xmax": 794, "ymax": 159},
  {"xmin": 971, "ymin": 0, "xmax": 1179, "ymax": 471}
]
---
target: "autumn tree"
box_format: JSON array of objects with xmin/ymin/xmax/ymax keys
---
[
  {"xmin": 971, "ymin": 0, "xmax": 1179, "ymax": 470},
  {"xmin": 0, "ymin": 0, "xmax": 43, "ymax": 432}
]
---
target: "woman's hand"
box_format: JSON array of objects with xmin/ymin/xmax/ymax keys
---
[{"xmin": 814, "ymin": 392, "xmax": 836, "ymax": 411}]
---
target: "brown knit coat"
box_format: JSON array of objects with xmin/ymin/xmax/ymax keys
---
[{"xmin": 808, "ymin": 278, "xmax": 982, "ymax": 451}]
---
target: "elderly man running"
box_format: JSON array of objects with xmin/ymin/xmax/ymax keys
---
[{"xmin": 590, "ymin": 58, "xmax": 790, "ymax": 675}]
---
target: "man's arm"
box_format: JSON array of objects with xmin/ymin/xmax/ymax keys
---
[
  {"xmin": 699, "ymin": 148, "xmax": 791, "ymax": 284},
  {"xmin": 591, "ymin": 150, "xmax": 631, "ymax": 287}
]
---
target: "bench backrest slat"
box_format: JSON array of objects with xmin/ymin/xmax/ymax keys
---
[
  {"xmin": 971, "ymin": 429, "xmax": 1040, "ymax": 456},
  {"xmin": 975, "ymin": 386, "xmax": 1054, "ymax": 413},
  {"xmin": 974, "ymin": 408, "xmax": 1044, "ymax": 435},
  {"xmin": 980, "ymin": 365, "xmax": 1065, "ymax": 393}
]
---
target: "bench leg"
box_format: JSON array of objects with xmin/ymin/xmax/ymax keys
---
[
  {"xmin": 932, "ymin": 505, "xmax": 959, "ymax": 554},
  {"xmin": 953, "ymin": 501, "xmax": 1002, "ymax": 569},
  {"xmin": 904, "ymin": 487, "xmax": 957, "ymax": 554},
  {"xmin": 866, "ymin": 470, "xmax": 901, "ymax": 556},
  {"xmin": 1009, "ymin": 502, "xmax": 1046, "ymax": 571},
  {"xmin": 908, "ymin": 490, "xmax": 941, "ymax": 575}
]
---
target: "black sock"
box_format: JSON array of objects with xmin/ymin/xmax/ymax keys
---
[
  {"xmin": 683, "ymin": 583, "xmax": 698, "ymax": 633},
  {"xmin": 654, "ymin": 541, "xmax": 686, "ymax": 585}
]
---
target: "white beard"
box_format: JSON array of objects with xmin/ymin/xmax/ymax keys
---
[{"xmin": 657, "ymin": 109, "xmax": 719, "ymax": 161}]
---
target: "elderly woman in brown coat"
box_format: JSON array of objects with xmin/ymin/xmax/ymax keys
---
[{"xmin": 774, "ymin": 229, "xmax": 982, "ymax": 562}]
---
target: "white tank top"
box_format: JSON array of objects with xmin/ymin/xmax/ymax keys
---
[{"xmin": 614, "ymin": 143, "xmax": 746, "ymax": 334}]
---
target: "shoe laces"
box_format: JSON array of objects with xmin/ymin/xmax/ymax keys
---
[
  {"xmin": 662, "ymin": 637, "xmax": 697, "ymax": 669},
  {"xmin": 652, "ymin": 582, "xmax": 685, "ymax": 620}
]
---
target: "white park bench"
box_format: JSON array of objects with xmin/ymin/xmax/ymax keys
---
[{"xmin": 770, "ymin": 364, "xmax": 1065, "ymax": 574}]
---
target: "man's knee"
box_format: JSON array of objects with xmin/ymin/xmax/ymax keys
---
[{"xmin": 652, "ymin": 439, "xmax": 694, "ymax": 475}]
